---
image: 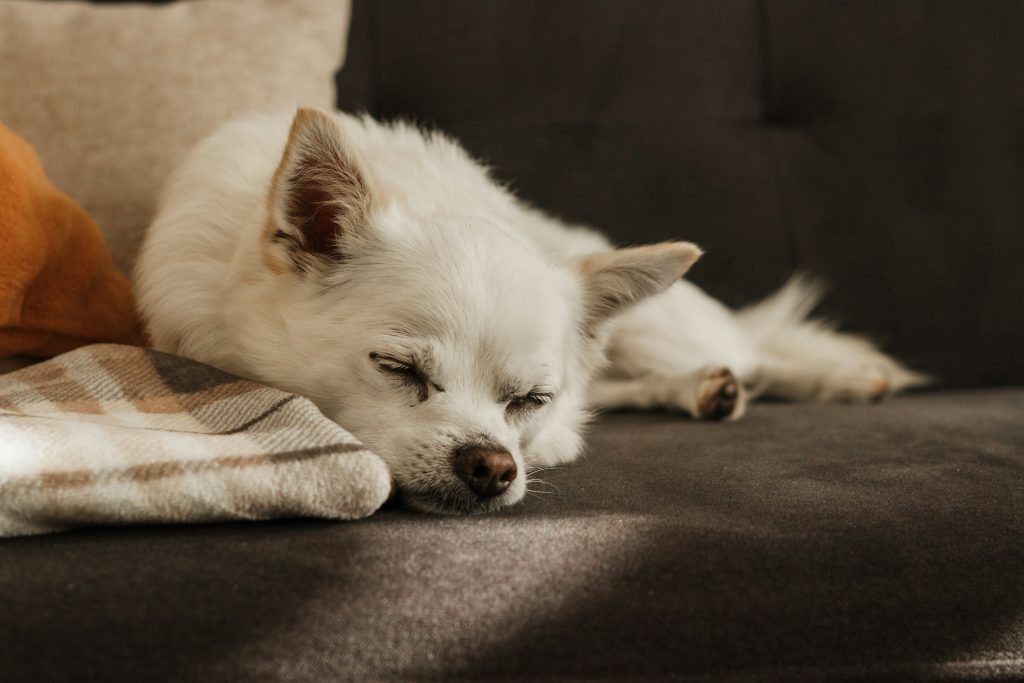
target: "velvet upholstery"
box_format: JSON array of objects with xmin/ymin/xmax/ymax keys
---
[
  {"xmin": 337, "ymin": 0, "xmax": 1024, "ymax": 387},
  {"xmin": 2, "ymin": 391, "xmax": 1022, "ymax": 682}
]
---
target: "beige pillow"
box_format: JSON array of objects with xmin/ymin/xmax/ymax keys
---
[{"xmin": 0, "ymin": 0, "xmax": 351, "ymax": 276}]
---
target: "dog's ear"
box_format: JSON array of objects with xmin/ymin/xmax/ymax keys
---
[
  {"xmin": 265, "ymin": 106, "xmax": 371, "ymax": 271},
  {"xmin": 577, "ymin": 242, "xmax": 702, "ymax": 332}
]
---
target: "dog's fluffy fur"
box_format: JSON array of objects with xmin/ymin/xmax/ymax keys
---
[{"xmin": 135, "ymin": 107, "xmax": 925, "ymax": 513}]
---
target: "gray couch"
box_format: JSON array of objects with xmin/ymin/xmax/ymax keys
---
[{"xmin": 2, "ymin": 2, "xmax": 1022, "ymax": 681}]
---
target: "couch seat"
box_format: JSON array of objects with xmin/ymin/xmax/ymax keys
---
[{"xmin": 1, "ymin": 389, "xmax": 1021, "ymax": 682}]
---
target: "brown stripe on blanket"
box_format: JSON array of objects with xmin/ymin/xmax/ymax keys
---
[
  {"xmin": 32, "ymin": 366, "xmax": 104, "ymax": 413},
  {"xmin": 93, "ymin": 349, "xmax": 262, "ymax": 417},
  {"xmin": 0, "ymin": 360, "xmax": 105, "ymax": 414},
  {"xmin": 39, "ymin": 469, "xmax": 96, "ymax": 488},
  {"xmin": 0, "ymin": 395, "xmax": 300, "ymax": 436},
  {"xmin": 1, "ymin": 442, "xmax": 368, "ymax": 494},
  {"xmin": 218, "ymin": 395, "xmax": 299, "ymax": 435},
  {"xmin": 94, "ymin": 349, "xmax": 189, "ymax": 413},
  {"xmin": 0, "ymin": 385, "xmax": 15, "ymax": 411},
  {"xmin": 148, "ymin": 347, "xmax": 245, "ymax": 393},
  {"xmin": 174, "ymin": 380, "xmax": 288, "ymax": 422}
]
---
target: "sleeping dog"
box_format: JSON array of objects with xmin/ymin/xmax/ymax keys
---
[{"xmin": 135, "ymin": 107, "xmax": 924, "ymax": 513}]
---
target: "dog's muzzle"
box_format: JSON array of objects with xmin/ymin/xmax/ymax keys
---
[{"xmin": 451, "ymin": 444, "xmax": 517, "ymax": 499}]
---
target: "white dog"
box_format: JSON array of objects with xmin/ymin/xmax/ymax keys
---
[{"xmin": 135, "ymin": 107, "xmax": 923, "ymax": 513}]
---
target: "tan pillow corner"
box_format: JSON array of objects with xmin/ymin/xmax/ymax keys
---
[{"xmin": 0, "ymin": 0, "xmax": 352, "ymax": 276}]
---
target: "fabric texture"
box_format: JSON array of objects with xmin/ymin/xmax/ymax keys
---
[
  {"xmin": 0, "ymin": 0, "xmax": 351, "ymax": 275},
  {"xmin": 337, "ymin": 0, "xmax": 1024, "ymax": 388},
  {"xmin": 0, "ymin": 123, "xmax": 140, "ymax": 359},
  {"xmin": 0, "ymin": 390, "xmax": 1020, "ymax": 681},
  {"xmin": 0, "ymin": 345, "xmax": 390, "ymax": 537}
]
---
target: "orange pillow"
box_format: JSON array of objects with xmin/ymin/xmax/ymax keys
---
[{"xmin": 0, "ymin": 122, "xmax": 140, "ymax": 357}]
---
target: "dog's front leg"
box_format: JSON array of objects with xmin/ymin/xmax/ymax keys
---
[
  {"xmin": 520, "ymin": 394, "xmax": 591, "ymax": 468},
  {"xmin": 588, "ymin": 367, "xmax": 746, "ymax": 421}
]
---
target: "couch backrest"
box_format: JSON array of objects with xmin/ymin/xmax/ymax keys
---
[{"xmin": 337, "ymin": 0, "xmax": 1024, "ymax": 388}]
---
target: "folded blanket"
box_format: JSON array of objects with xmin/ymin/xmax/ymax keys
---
[
  {"xmin": 0, "ymin": 122, "xmax": 140, "ymax": 358},
  {"xmin": 0, "ymin": 345, "xmax": 391, "ymax": 536}
]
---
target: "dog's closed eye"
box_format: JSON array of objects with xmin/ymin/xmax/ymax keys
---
[
  {"xmin": 506, "ymin": 390, "xmax": 553, "ymax": 419},
  {"xmin": 370, "ymin": 352, "xmax": 444, "ymax": 402}
]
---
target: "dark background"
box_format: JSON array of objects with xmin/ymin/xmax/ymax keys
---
[{"xmin": 337, "ymin": 0, "xmax": 1024, "ymax": 389}]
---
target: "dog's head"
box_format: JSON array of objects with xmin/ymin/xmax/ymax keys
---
[{"xmin": 256, "ymin": 107, "xmax": 700, "ymax": 513}]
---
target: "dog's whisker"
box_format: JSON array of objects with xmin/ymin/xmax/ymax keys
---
[{"xmin": 526, "ymin": 477, "xmax": 561, "ymax": 492}]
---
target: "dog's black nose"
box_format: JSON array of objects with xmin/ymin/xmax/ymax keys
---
[{"xmin": 452, "ymin": 445, "xmax": 517, "ymax": 498}]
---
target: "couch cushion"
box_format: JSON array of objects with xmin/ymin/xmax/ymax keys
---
[
  {"xmin": 337, "ymin": 0, "xmax": 1024, "ymax": 387},
  {"xmin": 1, "ymin": 390, "xmax": 1021, "ymax": 682}
]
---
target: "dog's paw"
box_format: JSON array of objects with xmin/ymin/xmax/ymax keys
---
[
  {"xmin": 694, "ymin": 367, "xmax": 746, "ymax": 421},
  {"xmin": 656, "ymin": 367, "xmax": 746, "ymax": 420},
  {"xmin": 524, "ymin": 423, "xmax": 584, "ymax": 468}
]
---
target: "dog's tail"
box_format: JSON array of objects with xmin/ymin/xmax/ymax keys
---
[{"xmin": 735, "ymin": 275, "xmax": 930, "ymax": 400}]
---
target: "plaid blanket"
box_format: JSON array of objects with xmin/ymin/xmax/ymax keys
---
[{"xmin": 0, "ymin": 345, "xmax": 390, "ymax": 536}]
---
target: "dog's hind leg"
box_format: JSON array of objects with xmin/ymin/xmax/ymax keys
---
[
  {"xmin": 747, "ymin": 358, "xmax": 895, "ymax": 402},
  {"xmin": 736, "ymin": 276, "xmax": 929, "ymax": 401},
  {"xmin": 589, "ymin": 367, "xmax": 746, "ymax": 420},
  {"xmin": 594, "ymin": 278, "xmax": 757, "ymax": 420},
  {"xmin": 595, "ymin": 274, "xmax": 926, "ymax": 414}
]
